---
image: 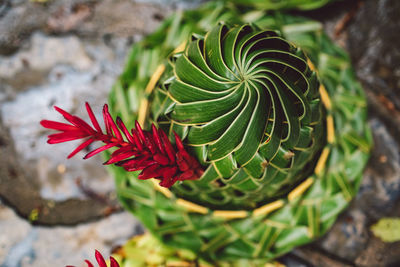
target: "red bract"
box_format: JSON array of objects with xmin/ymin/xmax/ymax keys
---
[
  {"xmin": 66, "ymin": 250, "xmax": 119, "ymax": 267},
  {"xmin": 40, "ymin": 102, "xmax": 203, "ymax": 188}
]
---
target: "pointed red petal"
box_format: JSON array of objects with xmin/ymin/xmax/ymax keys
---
[
  {"xmin": 103, "ymin": 104, "xmax": 123, "ymax": 141},
  {"xmin": 110, "ymin": 146, "xmax": 135, "ymax": 157},
  {"xmin": 67, "ymin": 138, "xmax": 94, "ymax": 158},
  {"xmin": 151, "ymin": 124, "xmax": 164, "ymax": 153},
  {"xmin": 135, "ymin": 121, "xmax": 146, "ymax": 143},
  {"xmin": 179, "ymin": 148, "xmax": 195, "ymax": 164},
  {"xmin": 116, "ymin": 117, "xmax": 135, "ymax": 144},
  {"xmin": 54, "ymin": 106, "xmax": 74, "ymax": 121},
  {"xmin": 177, "ymin": 158, "xmax": 190, "ymax": 172},
  {"xmin": 129, "ymin": 160, "xmax": 155, "ymax": 170},
  {"xmin": 131, "ymin": 129, "xmax": 143, "ymax": 151},
  {"xmin": 102, "ymin": 105, "xmax": 113, "ymax": 136},
  {"xmin": 95, "ymin": 250, "xmax": 107, "ymax": 267},
  {"xmin": 153, "ymin": 154, "xmax": 170, "ymax": 165},
  {"xmin": 85, "ymin": 102, "xmax": 102, "ymax": 133},
  {"xmin": 116, "ymin": 156, "xmax": 154, "ymax": 171},
  {"xmin": 173, "ymin": 131, "xmax": 185, "ymax": 151},
  {"xmin": 178, "ymin": 169, "xmax": 195, "ymax": 180},
  {"xmin": 105, "ymin": 151, "xmax": 137, "ymax": 165},
  {"xmin": 144, "ymin": 133, "xmax": 157, "ymax": 154},
  {"xmin": 47, "ymin": 131, "xmax": 89, "ymax": 144},
  {"xmin": 196, "ymin": 168, "xmax": 204, "ymax": 177},
  {"xmin": 40, "ymin": 120, "xmax": 76, "ymax": 131},
  {"xmin": 138, "ymin": 164, "xmax": 160, "ymax": 180},
  {"xmin": 71, "ymin": 116, "xmax": 96, "ymax": 134},
  {"xmin": 116, "ymin": 155, "xmax": 144, "ymax": 167},
  {"xmin": 84, "ymin": 260, "xmax": 95, "ymax": 267},
  {"xmin": 159, "ymin": 130, "xmax": 175, "ymax": 163},
  {"xmin": 84, "ymin": 143, "xmax": 118, "ymax": 159},
  {"xmin": 54, "ymin": 106, "xmax": 95, "ymax": 134},
  {"xmin": 161, "ymin": 166, "xmax": 177, "ymax": 179},
  {"xmin": 110, "ymin": 256, "xmax": 120, "ymax": 267},
  {"xmin": 159, "ymin": 176, "xmax": 179, "ymax": 188}
]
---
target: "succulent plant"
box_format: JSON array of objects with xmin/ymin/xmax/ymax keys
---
[{"xmin": 42, "ymin": 1, "xmax": 372, "ymax": 265}]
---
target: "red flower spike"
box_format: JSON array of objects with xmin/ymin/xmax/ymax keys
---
[
  {"xmin": 66, "ymin": 250, "xmax": 120, "ymax": 267},
  {"xmin": 41, "ymin": 102, "xmax": 203, "ymax": 188}
]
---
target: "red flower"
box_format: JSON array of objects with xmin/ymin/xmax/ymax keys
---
[
  {"xmin": 66, "ymin": 250, "xmax": 119, "ymax": 267},
  {"xmin": 40, "ymin": 102, "xmax": 203, "ymax": 188}
]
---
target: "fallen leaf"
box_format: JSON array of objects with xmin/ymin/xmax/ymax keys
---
[{"xmin": 371, "ymin": 217, "xmax": 400, "ymax": 243}]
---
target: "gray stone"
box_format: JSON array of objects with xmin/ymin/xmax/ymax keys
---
[
  {"xmin": 0, "ymin": 202, "xmax": 140, "ymax": 267},
  {"xmin": 0, "ymin": 1, "xmax": 159, "ymax": 265},
  {"xmin": 0, "ymin": 32, "xmax": 92, "ymax": 80},
  {"xmin": 0, "ymin": 203, "xmax": 32, "ymax": 265},
  {"xmin": 0, "ymin": 30, "xmax": 130, "ymax": 200}
]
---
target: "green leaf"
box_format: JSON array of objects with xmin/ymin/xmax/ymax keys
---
[
  {"xmin": 171, "ymin": 84, "xmax": 242, "ymax": 124},
  {"xmin": 175, "ymin": 54, "xmax": 235, "ymax": 91}
]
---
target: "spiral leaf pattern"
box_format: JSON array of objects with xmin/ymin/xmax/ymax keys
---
[
  {"xmin": 166, "ymin": 23, "xmax": 324, "ymax": 208},
  {"xmin": 111, "ymin": 3, "xmax": 372, "ymax": 262}
]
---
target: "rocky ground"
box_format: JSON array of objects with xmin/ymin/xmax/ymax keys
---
[{"xmin": 0, "ymin": 0, "xmax": 399, "ymax": 266}]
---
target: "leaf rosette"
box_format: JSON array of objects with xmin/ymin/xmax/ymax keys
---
[
  {"xmin": 156, "ymin": 23, "xmax": 324, "ymax": 209},
  {"xmin": 109, "ymin": 2, "xmax": 372, "ymax": 263}
]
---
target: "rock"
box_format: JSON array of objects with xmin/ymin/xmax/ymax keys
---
[
  {"xmin": 356, "ymin": 119, "xmax": 400, "ymax": 220},
  {"xmin": 0, "ymin": 29, "xmax": 130, "ymax": 201},
  {"xmin": 348, "ymin": 0, "xmax": 400, "ymax": 111},
  {"xmin": 313, "ymin": 117, "xmax": 400, "ymax": 265},
  {"xmin": 281, "ymin": 1, "xmax": 400, "ymax": 265},
  {"xmin": 0, "ymin": 32, "xmax": 92, "ymax": 80},
  {"xmin": 355, "ymin": 236, "xmax": 400, "ymax": 267},
  {"xmin": 0, "ymin": 203, "xmax": 32, "ymax": 265},
  {"xmin": 0, "ymin": 0, "xmax": 172, "ymax": 55},
  {"xmin": 0, "ymin": 1, "xmax": 198, "ymax": 266},
  {"xmin": 0, "ymin": 202, "xmax": 140, "ymax": 267},
  {"xmin": 76, "ymin": 0, "xmax": 171, "ymax": 37},
  {"xmin": 317, "ymin": 209, "xmax": 369, "ymax": 262},
  {"xmin": 0, "ymin": 1, "xmax": 48, "ymax": 55}
]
